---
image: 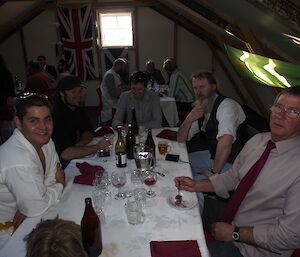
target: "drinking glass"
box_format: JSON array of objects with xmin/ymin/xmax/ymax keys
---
[
  {"xmin": 140, "ymin": 170, "xmax": 157, "ymax": 198},
  {"xmin": 111, "ymin": 169, "xmax": 127, "ymax": 199},
  {"xmin": 91, "ymin": 189, "xmax": 106, "ymax": 223},
  {"xmin": 93, "ymin": 170, "xmax": 111, "ymax": 196}
]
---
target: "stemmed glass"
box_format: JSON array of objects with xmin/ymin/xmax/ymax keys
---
[
  {"xmin": 111, "ymin": 169, "xmax": 127, "ymax": 199},
  {"xmin": 141, "ymin": 170, "xmax": 157, "ymax": 198}
]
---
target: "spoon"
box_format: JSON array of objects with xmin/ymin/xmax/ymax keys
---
[{"xmin": 175, "ymin": 182, "xmax": 182, "ymax": 206}]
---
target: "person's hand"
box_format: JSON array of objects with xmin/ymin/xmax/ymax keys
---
[
  {"xmin": 211, "ymin": 222, "xmax": 234, "ymax": 241},
  {"xmin": 186, "ymin": 105, "xmax": 205, "ymax": 122},
  {"xmin": 55, "ymin": 163, "xmax": 65, "ymax": 187},
  {"xmin": 174, "ymin": 176, "xmax": 197, "ymax": 192},
  {"xmin": 12, "ymin": 210, "xmax": 26, "ymax": 233},
  {"xmin": 203, "ymin": 169, "xmax": 214, "ymax": 178},
  {"xmin": 97, "ymin": 138, "xmax": 112, "ymax": 150}
]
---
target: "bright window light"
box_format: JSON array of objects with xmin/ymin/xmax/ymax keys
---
[{"xmin": 98, "ymin": 12, "xmax": 133, "ymax": 47}]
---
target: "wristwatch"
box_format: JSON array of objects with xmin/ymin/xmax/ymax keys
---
[{"xmin": 232, "ymin": 226, "xmax": 241, "ymax": 242}]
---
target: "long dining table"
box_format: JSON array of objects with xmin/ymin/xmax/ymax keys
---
[{"xmin": 0, "ymin": 128, "xmax": 209, "ymax": 257}]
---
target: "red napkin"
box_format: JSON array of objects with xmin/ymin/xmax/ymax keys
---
[
  {"xmin": 93, "ymin": 126, "xmax": 114, "ymax": 137},
  {"xmin": 156, "ymin": 129, "xmax": 177, "ymax": 141},
  {"xmin": 74, "ymin": 162, "xmax": 104, "ymax": 185},
  {"xmin": 150, "ymin": 240, "xmax": 201, "ymax": 257}
]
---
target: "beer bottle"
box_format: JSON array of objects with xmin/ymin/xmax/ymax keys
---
[
  {"xmin": 115, "ymin": 126, "xmax": 127, "ymax": 167},
  {"xmin": 126, "ymin": 124, "xmax": 135, "ymax": 159},
  {"xmin": 81, "ymin": 197, "xmax": 102, "ymax": 257},
  {"xmin": 131, "ymin": 108, "xmax": 139, "ymax": 135},
  {"xmin": 145, "ymin": 129, "xmax": 156, "ymax": 158}
]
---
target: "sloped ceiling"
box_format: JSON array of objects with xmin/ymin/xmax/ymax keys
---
[{"xmin": 0, "ymin": 0, "xmax": 299, "ymax": 63}]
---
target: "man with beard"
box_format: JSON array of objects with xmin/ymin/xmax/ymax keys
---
[
  {"xmin": 52, "ymin": 76, "xmax": 110, "ymax": 168},
  {"xmin": 177, "ymin": 71, "xmax": 245, "ymax": 178},
  {"xmin": 100, "ymin": 58, "xmax": 129, "ymax": 125}
]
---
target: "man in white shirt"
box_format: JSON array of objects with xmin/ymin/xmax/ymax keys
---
[
  {"xmin": 177, "ymin": 71, "xmax": 245, "ymax": 178},
  {"xmin": 0, "ymin": 92, "xmax": 65, "ymax": 248}
]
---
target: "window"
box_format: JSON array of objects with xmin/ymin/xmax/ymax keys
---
[{"xmin": 97, "ymin": 12, "xmax": 133, "ymax": 47}]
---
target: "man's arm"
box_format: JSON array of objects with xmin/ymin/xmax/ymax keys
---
[
  {"xmin": 177, "ymin": 105, "xmax": 204, "ymax": 142},
  {"xmin": 175, "ymin": 176, "xmax": 215, "ymax": 193},
  {"xmin": 105, "ymin": 74, "xmax": 122, "ymax": 98}
]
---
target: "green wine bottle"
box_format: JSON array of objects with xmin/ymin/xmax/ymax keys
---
[{"xmin": 115, "ymin": 126, "xmax": 127, "ymax": 167}]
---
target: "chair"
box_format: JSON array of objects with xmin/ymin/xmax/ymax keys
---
[{"xmin": 96, "ymin": 87, "xmax": 103, "ymax": 127}]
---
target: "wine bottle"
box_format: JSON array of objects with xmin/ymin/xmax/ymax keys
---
[
  {"xmin": 131, "ymin": 108, "xmax": 139, "ymax": 135},
  {"xmin": 145, "ymin": 128, "xmax": 156, "ymax": 158},
  {"xmin": 115, "ymin": 126, "xmax": 127, "ymax": 167},
  {"xmin": 126, "ymin": 124, "xmax": 135, "ymax": 159},
  {"xmin": 81, "ymin": 197, "xmax": 102, "ymax": 257}
]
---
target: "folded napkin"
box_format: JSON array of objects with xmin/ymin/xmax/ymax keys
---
[
  {"xmin": 150, "ymin": 240, "xmax": 201, "ymax": 257},
  {"xmin": 94, "ymin": 126, "xmax": 114, "ymax": 137},
  {"xmin": 74, "ymin": 162, "xmax": 104, "ymax": 185},
  {"xmin": 156, "ymin": 129, "xmax": 177, "ymax": 141}
]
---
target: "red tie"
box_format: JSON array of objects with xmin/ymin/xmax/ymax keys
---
[{"xmin": 222, "ymin": 140, "xmax": 276, "ymax": 223}]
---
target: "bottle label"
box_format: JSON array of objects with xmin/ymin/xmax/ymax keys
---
[{"xmin": 116, "ymin": 154, "xmax": 127, "ymax": 165}]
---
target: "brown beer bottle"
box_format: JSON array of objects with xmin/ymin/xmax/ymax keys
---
[{"xmin": 81, "ymin": 197, "xmax": 102, "ymax": 257}]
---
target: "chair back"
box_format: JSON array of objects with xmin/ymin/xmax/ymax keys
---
[{"xmin": 96, "ymin": 87, "xmax": 103, "ymax": 113}]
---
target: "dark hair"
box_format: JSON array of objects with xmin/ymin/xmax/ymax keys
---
[
  {"xmin": 37, "ymin": 55, "xmax": 46, "ymax": 61},
  {"xmin": 16, "ymin": 93, "xmax": 51, "ymax": 121},
  {"xmin": 274, "ymin": 86, "xmax": 300, "ymax": 103},
  {"xmin": 129, "ymin": 71, "xmax": 148, "ymax": 87},
  {"xmin": 191, "ymin": 71, "xmax": 217, "ymax": 86},
  {"xmin": 25, "ymin": 218, "xmax": 87, "ymax": 257}
]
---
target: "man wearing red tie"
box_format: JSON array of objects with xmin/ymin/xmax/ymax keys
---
[{"xmin": 176, "ymin": 86, "xmax": 300, "ymax": 257}]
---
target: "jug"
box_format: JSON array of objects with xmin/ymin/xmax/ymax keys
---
[{"xmin": 134, "ymin": 144, "xmax": 155, "ymax": 172}]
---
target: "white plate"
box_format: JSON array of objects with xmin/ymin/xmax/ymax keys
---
[{"xmin": 167, "ymin": 189, "xmax": 198, "ymax": 210}]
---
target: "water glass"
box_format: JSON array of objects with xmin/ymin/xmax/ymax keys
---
[
  {"xmin": 131, "ymin": 169, "xmax": 141, "ymax": 185},
  {"xmin": 133, "ymin": 188, "xmax": 147, "ymax": 208},
  {"xmin": 124, "ymin": 199, "xmax": 145, "ymax": 225},
  {"xmin": 91, "ymin": 189, "xmax": 106, "ymax": 223}
]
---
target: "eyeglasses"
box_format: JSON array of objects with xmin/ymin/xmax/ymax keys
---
[
  {"xmin": 270, "ymin": 103, "xmax": 300, "ymax": 119},
  {"xmin": 18, "ymin": 92, "xmax": 48, "ymax": 99}
]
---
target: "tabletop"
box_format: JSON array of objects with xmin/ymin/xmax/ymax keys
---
[{"xmin": 0, "ymin": 128, "xmax": 209, "ymax": 257}]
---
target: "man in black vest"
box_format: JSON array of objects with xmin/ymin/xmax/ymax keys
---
[{"xmin": 177, "ymin": 72, "xmax": 245, "ymax": 179}]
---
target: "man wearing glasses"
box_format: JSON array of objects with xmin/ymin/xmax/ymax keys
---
[
  {"xmin": 175, "ymin": 86, "xmax": 300, "ymax": 257},
  {"xmin": 112, "ymin": 71, "xmax": 162, "ymax": 129},
  {"xmin": 0, "ymin": 93, "xmax": 65, "ymax": 248},
  {"xmin": 52, "ymin": 76, "xmax": 110, "ymax": 168}
]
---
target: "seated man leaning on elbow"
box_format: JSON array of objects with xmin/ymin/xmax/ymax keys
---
[
  {"xmin": 175, "ymin": 86, "xmax": 300, "ymax": 257},
  {"xmin": 52, "ymin": 76, "xmax": 110, "ymax": 168},
  {"xmin": 177, "ymin": 71, "xmax": 245, "ymax": 178},
  {"xmin": 112, "ymin": 71, "xmax": 162, "ymax": 129},
  {"xmin": 0, "ymin": 93, "xmax": 65, "ymax": 248}
]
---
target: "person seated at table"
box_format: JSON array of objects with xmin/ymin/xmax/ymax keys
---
[
  {"xmin": 52, "ymin": 76, "xmax": 110, "ymax": 168},
  {"xmin": 100, "ymin": 58, "xmax": 129, "ymax": 126},
  {"xmin": 145, "ymin": 59, "xmax": 165, "ymax": 85},
  {"xmin": 163, "ymin": 58, "xmax": 195, "ymax": 112},
  {"xmin": 175, "ymin": 86, "xmax": 300, "ymax": 257},
  {"xmin": 177, "ymin": 71, "xmax": 245, "ymax": 178},
  {"xmin": 112, "ymin": 71, "xmax": 162, "ymax": 129},
  {"xmin": 25, "ymin": 218, "xmax": 87, "ymax": 257},
  {"xmin": 0, "ymin": 93, "xmax": 65, "ymax": 248}
]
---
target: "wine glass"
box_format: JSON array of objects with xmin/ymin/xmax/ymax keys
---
[
  {"xmin": 111, "ymin": 169, "xmax": 127, "ymax": 199},
  {"xmin": 141, "ymin": 170, "xmax": 157, "ymax": 198}
]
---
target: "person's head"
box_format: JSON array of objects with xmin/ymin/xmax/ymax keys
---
[
  {"xmin": 146, "ymin": 60, "xmax": 155, "ymax": 73},
  {"xmin": 37, "ymin": 55, "xmax": 47, "ymax": 68},
  {"xmin": 25, "ymin": 218, "xmax": 87, "ymax": 257},
  {"xmin": 270, "ymin": 86, "xmax": 300, "ymax": 142},
  {"xmin": 56, "ymin": 75, "xmax": 86, "ymax": 109},
  {"xmin": 163, "ymin": 58, "xmax": 177, "ymax": 74},
  {"xmin": 15, "ymin": 92, "xmax": 52, "ymax": 150},
  {"xmin": 28, "ymin": 60, "xmax": 41, "ymax": 75},
  {"xmin": 113, "ymin": 58, "xmax": 128, "ymax": 75},
  {"xmin": 129, "ymin": 71, "xmax": 148, "ymax": 101},
  {"xmin": 190, "ymin": 71, "xmax": 217, "ymax": 101},
  {"xmin": 57, "ymin": 59, "xmax": 69, "ymax": 73}
]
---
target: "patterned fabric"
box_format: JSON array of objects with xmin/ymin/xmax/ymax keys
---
[{"xmin": 57, "ymin": 5, "xmax": 97, "ymax": 80}]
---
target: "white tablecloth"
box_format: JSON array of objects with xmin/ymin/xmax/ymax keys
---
[
  {"xmin": 160, "ymin": 97, "xmax": 179, "ymax": 127},
  {"xmin": 0, "ymin": 128, "xmax": 209, "ymax": 257}
]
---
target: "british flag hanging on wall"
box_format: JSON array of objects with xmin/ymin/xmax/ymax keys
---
[{"xmin": 57, "ymin": 5, "xmax": 97, "ymax": 80}]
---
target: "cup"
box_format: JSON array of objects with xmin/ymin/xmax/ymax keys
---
[
  {"xmin": 124, "ymin": 199, "xmax": 145, "ymax": 225},
  {"xmin": 131, "ymin": 169, "xmax": 141, "ymax": 185},
  {"xmin": 91, "ymin": 189, "xmax": 106, "ymax": 223},
  {"xmin": 104, "ymin": 133, "xmax": 114, "ymax": 149},
  {"xmin": 158, "ymin": 141, "xmax": 171, "ymax": 155},
  {"xmin": 133, "ymin": 188, "xmax": 147, "ymax": 208}
]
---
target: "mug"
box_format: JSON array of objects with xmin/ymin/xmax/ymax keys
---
[{"xmin": 158, "ymin": 141, "xmax": 171, "ymax": 155}]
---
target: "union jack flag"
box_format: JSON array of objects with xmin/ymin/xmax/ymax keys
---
[{"xmin": 57, "ymin": 5, "xmax": 97, "ymax": 80}]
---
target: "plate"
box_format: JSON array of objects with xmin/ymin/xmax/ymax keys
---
[{"xmin": 167, "ymin": 190, "xmax": 198, "ymax": 210}]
